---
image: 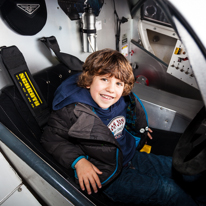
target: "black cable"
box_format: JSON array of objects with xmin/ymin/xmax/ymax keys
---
[
  {"xmin": 113, "ymin": 0, "xmax": 128, "ymax": 51},
  {"xmin": 113, "ymin": 0, "xmax": 121, "ymax": 51},
  {"xmin": 113, "ymin": 0, "xmax": 119, "ymax": 19}
]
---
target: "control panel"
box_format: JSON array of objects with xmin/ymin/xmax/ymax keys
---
[{"xmin": 167, "ymin": 40, "xmax": 198, "ymax": 89}]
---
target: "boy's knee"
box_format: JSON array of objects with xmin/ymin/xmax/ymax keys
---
[{"xmin": 157, "ymin": 178, "xmax": 197, "ymax": 206}]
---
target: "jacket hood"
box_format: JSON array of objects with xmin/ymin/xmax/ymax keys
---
[
  {"xmin": 52, "ymin": 73, "xmax": 100, "ymax": 110},
  {"xmin": 52, "ymin": 73, "xmax": 127, "ymax": 123}
]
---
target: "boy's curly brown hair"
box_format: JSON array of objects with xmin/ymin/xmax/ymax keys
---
[{"xmin": 77, "ymin": 49, "xmax": 134, "ymax": 96}]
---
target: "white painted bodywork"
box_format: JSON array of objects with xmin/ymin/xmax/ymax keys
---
[{"xmin": 0, "ymin": 152, "xmax": 41, "ymax": 205}]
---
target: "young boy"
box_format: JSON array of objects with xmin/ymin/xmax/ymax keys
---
[{"xmin": 41, "ymin": 49, "xmax": 203, "ymax": 205}]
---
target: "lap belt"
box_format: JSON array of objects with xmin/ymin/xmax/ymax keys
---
[
  {"xmin": 0, "ymin": 46, "xmax": 50, "ymax": 127},
  {"xmin": 40, "ymin": 36, "xmax": 83, "ymax": 72}
]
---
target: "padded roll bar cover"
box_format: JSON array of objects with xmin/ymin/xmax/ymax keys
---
[
  {"xmin": 1, "ymin": 0, "xmax": 47, "ymax": 35},
  {"xmin": 172, "ymin": 106, "xmax": 206, "ymax": 175}
]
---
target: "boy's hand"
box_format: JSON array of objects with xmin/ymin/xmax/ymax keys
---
[
  {"xmin": 147, "ymin": 128, "xmax": 153, "ymax": 140},
  {"xmin": 75, "ymin": 158, "xmax": 102, "ymax": 195}
]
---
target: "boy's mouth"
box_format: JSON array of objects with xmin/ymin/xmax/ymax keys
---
[{"xmin": 100, "ymin": 94, "xmax": 114, "ymax": 100}]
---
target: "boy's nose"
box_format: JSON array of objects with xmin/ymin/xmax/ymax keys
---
[{"xmin": 106, "ymin": 82, "xmax": 115, "ymax": 93}]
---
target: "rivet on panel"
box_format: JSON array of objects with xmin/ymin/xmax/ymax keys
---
[{"xmin": 18, "ymin": 187, "xmax": 22, "ymax": 192}]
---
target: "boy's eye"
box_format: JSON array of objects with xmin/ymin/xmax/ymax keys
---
[
  {"xmin": 101, "ymin": 78, "xmax": 108, "ymax": 82},
  {"xmin": 117, "ymin": 82, "xmax": 123, "ymax": 86}
]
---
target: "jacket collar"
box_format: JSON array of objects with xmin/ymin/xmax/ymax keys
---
[{"xmin": 68, "ymin": 103, "xmax": 119, "ymax": 146}]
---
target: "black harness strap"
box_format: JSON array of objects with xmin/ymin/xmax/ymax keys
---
[
  {"xmin": 0, "ymin": 46, "xmax": 49, "ymax": 127},
  {"xmin": 40, "ymin": 36, "xmax": 83, "ymax": 71}
]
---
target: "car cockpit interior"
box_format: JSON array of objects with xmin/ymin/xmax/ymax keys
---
[{"xmin": 0, "ymin": 0, "xmax": 206, "ymax": 205}]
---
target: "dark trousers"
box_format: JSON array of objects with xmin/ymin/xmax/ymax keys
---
[{"xmin": 103, "ymin": 151, "xmax": 206, "ymax": 206}]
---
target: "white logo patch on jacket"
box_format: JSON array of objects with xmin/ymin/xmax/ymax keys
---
[{"xmin": 107, "ymin": 116, "xmax": 125, "ymax": 139}]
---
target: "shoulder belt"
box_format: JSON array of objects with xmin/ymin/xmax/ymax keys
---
[
  {"xmin": 0, "ymin": 46, "xmax": 49, "ymax": 127},
  {"xmin": 40, "ymin": 36, "xmax": 83, "ymax": 72}
]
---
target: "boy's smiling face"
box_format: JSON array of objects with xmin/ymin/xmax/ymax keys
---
[{"xmin": 87, "ymin": 75, "xmax": 124, "ymax": 109}]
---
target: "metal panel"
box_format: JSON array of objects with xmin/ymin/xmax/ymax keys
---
[
  {"xmin": 130, "ymin": 7, "xmax": 202, "ymax": 99},
  {"xmin": 132, "ymin": 83, "xmax": 203, "ymax": 132},
  {"xmin": 0, "ymin": 0, "xmax": 131, "ymax": 90},
  {"xmin": 167, "ymin": 39, "xmax": 198, "ymax": 89},
  {"xmin": 138, "ymin": 20, "xmax": 178, "ymax": 59},
  {"xmin": 2, "ymin": 185, "xmax": 41, "ymax": 206},
  {"xmin": 172, "ymin": 17, "xmax": 206, "ymax": 107},
  {"xmin": 0, "ymin": 152, "xmax": 41, "ymax": 205},
  {"xmin": 0, "ymin": 140, "xmax": 76, "ymax": 206},
  {"xmin": 141, "ymin": 100, "xmax": 176, "ymax": 131},
  {"xmin": 0, "ymin": 0, "xmax": 88, "ymax": 89},
  {"xmin": 0, "ymin": 152, "xmax": 22, "ymax": 202},
  {"xmin": 130, "ymin": 42, "xmax": 202, "ymax": 100},
  {"xmin": 133, "ymin": 83, "xmax": 203, "ymax": 119}
]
